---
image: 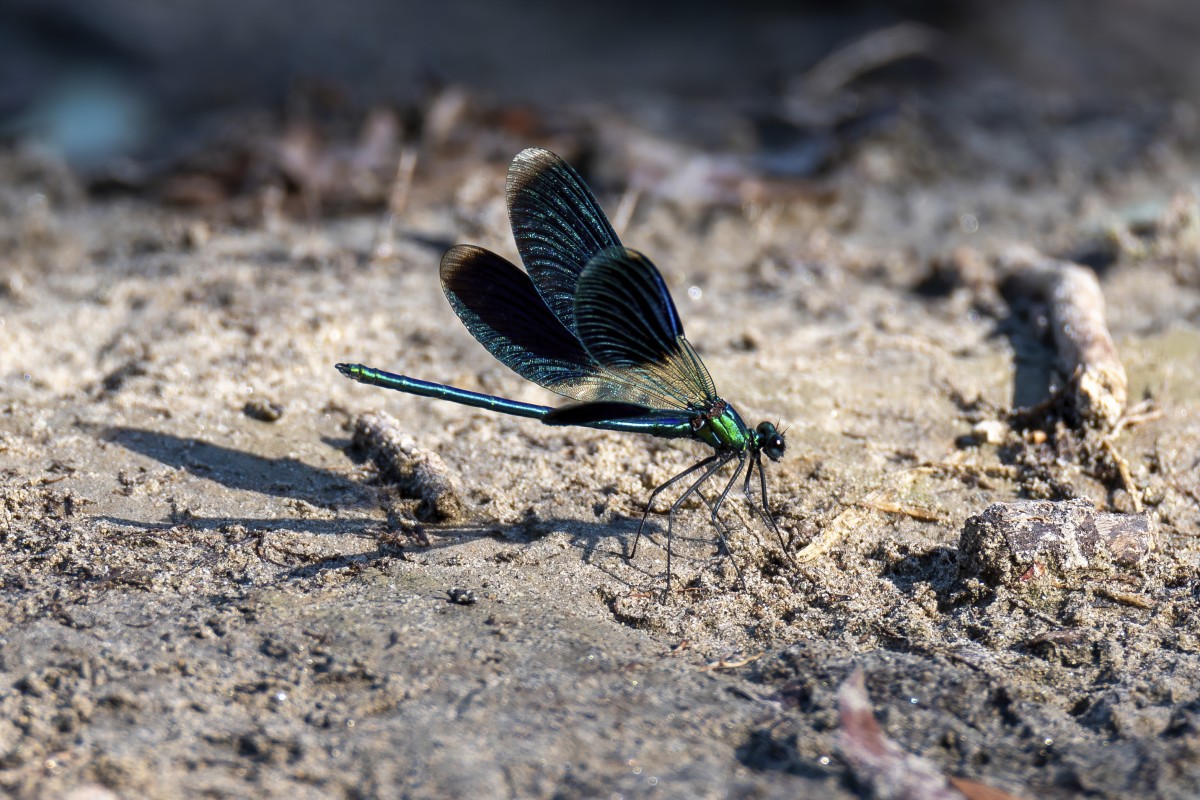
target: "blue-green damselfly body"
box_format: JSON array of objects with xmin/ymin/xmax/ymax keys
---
[{"xmin": 337, "ymin": 148, "xmax": 792, "ymax": 591}]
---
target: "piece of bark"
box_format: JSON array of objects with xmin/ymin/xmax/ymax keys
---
[
  {"xmin": 958, "ymin": 499, "xmax": 1152, "ymax": 586},
  {"xmin": 352, "ymin": 411, "xmax": 465, "ymax": 522},
  {"xmin": 837, "ymin": 670, "xmax": 1025, "ymax": 800},
  {"xmin": 949, "ymin": 776, "xmax": 1027, "ymax": 800},
  {"xmin": 999, "ymin": 246, "xmax": 1127, "ymax": 429},
  {"xmin": 838, "ymin": 670, "xmax": 965, "ymax": 800}
]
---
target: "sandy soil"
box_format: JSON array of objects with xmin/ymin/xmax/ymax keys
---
[{"xmin": 2, "ymin": 94, "xmax": 1200, "ymax": 798}]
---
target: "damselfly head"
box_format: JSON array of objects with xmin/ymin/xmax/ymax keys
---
[{"xmin": 756, "ymin": 421, "xmax": 786, "ymax": 461}]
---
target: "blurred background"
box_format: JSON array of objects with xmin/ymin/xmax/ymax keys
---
[{"xmin": 2, "ymin": 0, "xmax": 1199, "ymax": 178}]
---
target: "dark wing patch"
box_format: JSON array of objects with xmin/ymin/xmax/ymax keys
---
[
  {"xmin": 440, "ymin": 245, "xmax": 604, "ymax": 400},
  {"xmin": 574, "ymin": 247, "xmax": 718, "ymax": 410},
  {"xmin": 507, "ymin": 148, "xmax": 621, "ymax": 334}
]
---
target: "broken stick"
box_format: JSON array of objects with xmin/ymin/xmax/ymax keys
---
[
  {"xmin": 353, "ymin": 411, "xmax": 466, "ymax": 522},
  {"xmin": 999, "ymin": 245, "xmax": 1127, "ymax": 430}
]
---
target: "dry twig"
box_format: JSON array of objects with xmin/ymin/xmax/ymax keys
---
[
  {"xmin": 353, "ymin": 411, "xmax": 466, "ymax": 522},
  {"xmin": 797, "ymin": 23, "xmax": 941, "ymax": 98},
  {"xmin": 860, "ymin": 499, "xmax": 943, "ymax": 523},
  {"xmin": 1000, "ymin": 246, "xmax": 1127, "ymax": 430},
  {"xmin": 700, "ymin": 652, "xmax": 764, "ymax": 671}
]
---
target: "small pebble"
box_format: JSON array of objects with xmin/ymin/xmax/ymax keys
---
[
  {"xmin": 448, "ymin": 587, "xmax": 477, "ymax": 605},
  {"xmin": 972, "ymin": 419, "xmax": 1007, "ymax": 445},
  {"xmin": 244, "ymin": 398, "xmax": 285, "ymax": 422}
]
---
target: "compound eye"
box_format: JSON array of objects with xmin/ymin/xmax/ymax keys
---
[
  {"xmin": 756, "ymin": 422, "xmax": 786, "ymax": 461},
  {"xmin": 764, "ymin": 434, "xmax": 786, "ymax": 461}
]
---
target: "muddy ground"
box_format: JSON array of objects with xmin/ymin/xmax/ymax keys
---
[{"xmin": 2, "ymin": 83, "xmax": 1200, "ymax": 798}]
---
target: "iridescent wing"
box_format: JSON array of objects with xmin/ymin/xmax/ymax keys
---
[
  {"xmin": 440, "ymin": 244, "xmax": 608, "ymax": 400},
  {"xmin": 441, "ymin": 244, "xmax": 716, "ymax": 413},
  {"xmin": 574, "ymin": 247, "xmax": 718, "ymax": 411},
  {"xmin": 507, "ymin": 147, "xmax": 620, "ymax": 334}
]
